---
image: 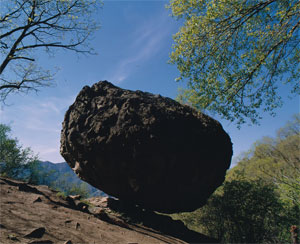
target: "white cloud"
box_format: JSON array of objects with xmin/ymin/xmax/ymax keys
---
[
  {"xmin": 40, "ymin": 101, "xmax": 61, "ymax": 114},
  {"xmin": 12, "ymin": 96, "xmax": 71, "ymax": 133},
  {"xmin": 107, "ymin": 9, "xmax": 175, "ymax": 84}
]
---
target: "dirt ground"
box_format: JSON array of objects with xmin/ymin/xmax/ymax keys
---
[{"xmin": 0, "ymin": 177, "xmax": 217, "ymax": 244}]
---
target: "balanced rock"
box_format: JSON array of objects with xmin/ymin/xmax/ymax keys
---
[{"xmin": 60, "ymin": 81, "xmax": 232, "ymax": 213}]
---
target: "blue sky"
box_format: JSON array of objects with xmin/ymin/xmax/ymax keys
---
[{"xmin": 1, "ymin": 1, "xmax": 299, "ymax": 165}]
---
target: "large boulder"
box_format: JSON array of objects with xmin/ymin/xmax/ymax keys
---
[{"xmin": 60, "ymin": 81, "xmax": 232, "ymax": 213}]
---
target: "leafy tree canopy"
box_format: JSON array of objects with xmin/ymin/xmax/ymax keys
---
[
  {"xmin": 0, "ymin": 0, "xmax": 102, "ymax": 102},
  {"xmin": 168, "ymin": 0, "xmax": 300, "ymax": 125},
  {"xmin": 0, "ymin": 123, "xmax": 39, "ymax": 183},
  {"xmin": 227, "ymin": 113, "xmax": 300, "ymax": 206},
  {"xmin": 198, "ymin": 180, "xmax": 285, "ymax": 243},
  {"xmin": 172, "ymin": 114, "xmax": 299, "ymax": 242},
  {"xmin": 172, "ymin": 180, "xmax": 291, "ymax": 243},
  {"xmin": 0, "ymin": 124, "xmax": 93, "ymax": 198}
]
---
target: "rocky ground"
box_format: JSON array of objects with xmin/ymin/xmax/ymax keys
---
[{"xmin": 0, "ymin": 177, "xmax": 217, "ymax": 244}]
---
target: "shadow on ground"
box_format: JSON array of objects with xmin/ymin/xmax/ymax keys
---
[{"xmin": 105, "ymin": 198, "xmax": 218, "ymax": 243}]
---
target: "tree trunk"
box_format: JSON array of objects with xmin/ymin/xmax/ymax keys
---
[{"xmin": 291, "ymin": 225, "xmax": 299, "ymax": 244}]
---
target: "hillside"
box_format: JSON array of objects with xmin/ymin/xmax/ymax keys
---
[
  {"xmin": 36, "ymin": 161, "xmax": 105, "ymax": 198},
  {"xmin": 0, "ymin": 176, "xmax": 217, "ymax": 244}
]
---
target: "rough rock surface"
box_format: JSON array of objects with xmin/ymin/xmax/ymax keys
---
[
  {"xmin": 0, "ymin": 177, "xmax": 217, "ymax": 243},
  {"xmin": 60, "ymin": 81, "xmax": 232, "ymax": 213}
]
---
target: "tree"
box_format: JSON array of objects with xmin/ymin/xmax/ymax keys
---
[
  {"xmin": 174, "ymin": 180, "xmax": 290, "ymax": 243},
  {"xmin": 168, "ymin": 0, "xmax": 300, "ymax": 125},
  {"xmin": 0, "ymin": 123, "xmax": 39, "ymax": 183},
  {"xmin": 0, "ymin": 0, "xmax": 102, "ymax": 102},
  {"xmin": 227, "ymin": 114, "xmax": 300, "ymax": 206},
  {"xmin": 50, "ymin": 172, "xmax": 91, "ymax": 199},
  {"xmin": 199, "ymin": 180, "xmax": 290, "ymax": 243},
  {"xmin": 171, "ymin": 115, "xmax": 300, "ymax": 242}
]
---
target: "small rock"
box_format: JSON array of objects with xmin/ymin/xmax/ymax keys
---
[
  {"xmin": 86, "ymin": 196, "xmax": 110, "ymax": 208},
  {"xmin": 75, "ymin": 222, "xmax": 80, "ymax": 230},
  {"xmin": 74, "ymin": 200, "xmax": 89, "ymax": 212},
  {"xmin": 65, "ymin": 196, "xmax": 75, "ymax": 208},
  {"xmin": 63, "ymin": 241, "xmax": 73, "ymax": 244},
  {"xmin": 69, "ymin": 195, "xmax": 81, "ymax": 200},
  {"xmin": 24, "ymin": 227, "xmax": 46, "ymax": 238},
  {"xmin": 66, "ymin": 197, "xmax": 89, "ymax": 212},
  {"xmin": 0, "ymin": 223, "xmax": 5, "ymax": 229},
  {"xmin": 33, "ymin": 196, "xmax": 42, "ymax": 203},
  {"xmin": 7, "ymin": 234, "xmax": 18, "ymax": 241},
  {"xmin": 28, "ymin": 240, "xmax": 53, "ymax": 244},
  {"xmin": 64, "ymin": 220, "xmax": 72, "ymax": 224},
  {"xmin": 111, "ymin": 218, "xmax": 129, "ymax": 229},
  {"xmin": 95, "ymin": 209, "xmax": 110, "ymax": 222}
]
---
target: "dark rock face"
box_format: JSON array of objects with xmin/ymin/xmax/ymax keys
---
[{"xmin": 60, "ymin": 81, "xmax": 232, "ymax": 213}]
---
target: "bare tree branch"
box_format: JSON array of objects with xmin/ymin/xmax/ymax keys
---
[{"xmin": 0, "ymin": 0, "xmax": 101, "ymax": 102}]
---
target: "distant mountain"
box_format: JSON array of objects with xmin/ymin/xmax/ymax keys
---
[{"xmin": 37, "ymin": 161, "xmax": 106, "ymax": 198}]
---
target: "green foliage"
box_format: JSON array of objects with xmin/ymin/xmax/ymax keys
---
[
  {"xmin": 224, "ymin": 114, "xmax": 300, "ymax": 241},
  {"xmin": 0, "ymin": 123, "xmax": 39, "ymax": 184},
  {"xmin": 228, "ymin": 114, "xmax": 300, "ymax": 206},
  {"xmin": 56, "ymin": 191, "xmax": 67, "ymax": 199},
  {"xmin": 66, "ymin": 182, "xmax": 90, "ymax": 199},
  {"xmin": 168, "ymin": 0, "xmax": 300, "ymax": 125},
  {"xmin": 172, "ymin": 115, "xmax": 299, "ymax": 242},
  {"xmin": 173, "ymin": 180, "xmax": 295, "ymax": 243},
  {"xmin": 0, "ymin": 124, "xmax": 94, "ymax": 198},
  {"xmin": 204, "ymin": 180, "xmax": 290, "ymax": 243},
  {"xmin": 50, "ymin": 172, "xmax": 91, "ymax": 199}
]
